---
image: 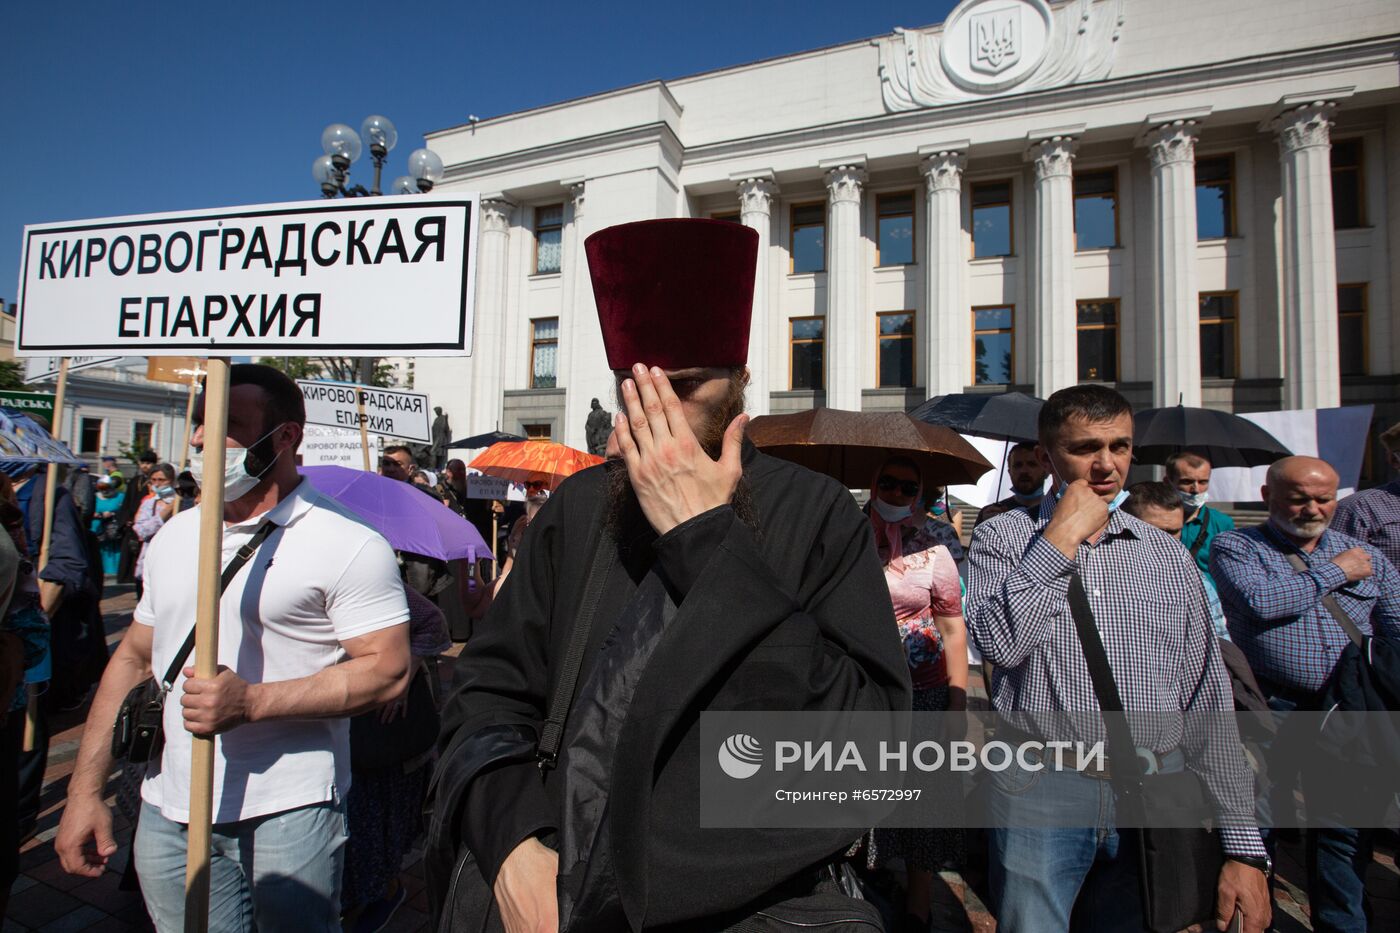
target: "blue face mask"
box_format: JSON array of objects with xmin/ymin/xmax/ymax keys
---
[{"xmin": 1054, "ymin": 480, "xmax": 1129, "ymax": 512}]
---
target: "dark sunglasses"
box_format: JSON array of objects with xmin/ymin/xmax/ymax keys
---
[
  {"xmin": 876, "ymin": 476, "xmax": 919, "ymax": 497},
  {"xmin": 524, "ymin": 480, "xmax": 548, "ymax": 491}
]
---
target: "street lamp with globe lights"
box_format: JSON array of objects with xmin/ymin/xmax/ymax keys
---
[
  {"xmin": 312, "ymin": 115, "xmax": 445, "ymax": 199},
  {"xmin": 308, "ymin": 116, "xmax": 447, "ymax": 386}
]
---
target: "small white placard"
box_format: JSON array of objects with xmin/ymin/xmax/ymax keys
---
[
  {"xmin": 297, "ymin": 379, "xmax": 433, "ymax": 443},
  {"xmin": 300, "ymin": 425, "xmax": 374, "ymax": 469},
  {"xmin": 466, "ymin": 475, "xmax": 511, "ymax": 500}
]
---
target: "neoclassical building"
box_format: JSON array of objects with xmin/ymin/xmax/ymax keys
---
[{"xmin": 415, "ymin": 0, "xmax": 1400, "ymax": 468}]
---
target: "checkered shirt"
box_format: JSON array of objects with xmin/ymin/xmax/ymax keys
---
[
  {"xmin": 966, "ymin": 495, "xmax": 1265, "ymax": 858},
  {"xmin": 1209, "ymin": 522, "xmax": 1400, "ymax": 694},
  {"xmin": 1331, "ymin": 480, "xmax": 1400, "ymax": 574}
]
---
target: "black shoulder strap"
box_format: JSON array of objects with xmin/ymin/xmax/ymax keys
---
[
  {"xmin": 534, "ymin": 504, "xmax": 618, "ymax": 767},
  {"xmin": 1066, "ymin": 573, "xmax": 1147, "ymax": 804},
  {"xmin": 537, "ymin": 522, "xmax": 617, "ymax": 771},
  {"xmin": 158, "ymin": 520, "xmax": 280, "ymax": 689},
  {"xmin": 1188, "ymin": 518, "xmax": 1210, "ymax": 559},
  {"xmin": 1283, "ymin": 550, "xmax": 1365, "ymax": 647}
]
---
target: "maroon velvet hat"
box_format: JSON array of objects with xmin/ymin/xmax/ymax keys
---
[{"xmin": 585, "ymin": 218, "xmax": 758, "ymax": 371}]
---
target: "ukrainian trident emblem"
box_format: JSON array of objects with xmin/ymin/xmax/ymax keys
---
[{"xmin": 970, "ymin": 7, "xmax": 1020, "ymax": 75}]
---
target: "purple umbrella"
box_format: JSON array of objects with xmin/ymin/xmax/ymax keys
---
[{"xmin": 299, "ymin": 465, "xmax": 491, "ymax": 562}]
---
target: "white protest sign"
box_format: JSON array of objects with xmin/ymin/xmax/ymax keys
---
[
  {"xmin": 297, "ymin": 379, "xmax": 432, "ymax": 442},
  {"xmin": 23, "ymin": 356, "xmax": 135, "ymax": 383},
  {"xmin": 466, "ymin": 474, "xmax": 510, "ymax": 500},
  {"xmin": 300, "ymin": 425, "xmax": 375, "ymax": 468},
  {"xmin": 15, "ymin": 194, "xmax": 478, "ymax": 357}
]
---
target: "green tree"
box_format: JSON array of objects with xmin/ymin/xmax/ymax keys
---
[
  {"xmin": 257, "ymin": 356, "xmax": 393, "ymax": 387},
  {"xmin": 258, "ymin": 357, "xmax": 324, "ymax": 380},
  {"xmin": 0, "ymin": 360, "xmax": 26, "ymax": 390}
]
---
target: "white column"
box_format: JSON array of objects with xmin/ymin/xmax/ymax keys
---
[
  {"xmin": 469, "ymin": 198, "xmax": 513, "ymax": 433},
  {"xmin": 1026, "ymin": 136, "xmax": 1079, "ymax": 397},
  {"xmin": 737, "ymin": 177, "xmax": 777, "ymax": 415},
  {"xmin": 824, "ymin": 164, "xmax": 866, "ymax": 412},
  {"xmin": 1275, "ymin": 102, "xmax": 1341, "ymax": 410},
  {"xmin": 921, "ymin": 150, "xmax": 968, "ymax": 395},
  {"xmin": 1145, "ymin": 120, "xmax": 1202, "ymax": 407},
  {"xmin": 559, "ymin": 181, "xmax": 587, "ymax": 441}
]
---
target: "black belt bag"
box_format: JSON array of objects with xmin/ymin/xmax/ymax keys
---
[{"xmin": 111, "ymin": 521, "xmax": 277, "ymax": 764}]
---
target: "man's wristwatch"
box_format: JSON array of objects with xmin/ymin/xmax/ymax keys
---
[{"xmin": 1227, "ymin": 855, "xmax": 1273, "ymax": 875}]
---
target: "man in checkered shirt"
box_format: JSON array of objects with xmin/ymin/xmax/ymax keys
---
[
  {"xmin": 1210, "ymin": 455, "xmax": 1400, "ymax": 933},
  {"xmin": 966, "ymin": 385, "xmax": 1270, "ymax": 933},
  {"xmin": 1330, "ymin": 419, "xmax": 1400, "ymax": 572}
]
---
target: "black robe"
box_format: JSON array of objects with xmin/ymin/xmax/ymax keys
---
[{"xmin": 430, "ymin": 442, "xmax": 910, "ymax": 930}]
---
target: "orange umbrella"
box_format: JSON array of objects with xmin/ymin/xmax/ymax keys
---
[{"xmin": 468, "ymin": 440, "xmax": 603, "ymax": 490}]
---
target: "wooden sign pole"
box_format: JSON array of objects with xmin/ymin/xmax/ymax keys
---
[
  {"xmin": 357, "ymin": 390, "xmax": 372, "ymax": 472},
  {"xmin": 179, "ymin": 369, "xmax": 200, "ymax": 471},
  {"xmin": 26, "ymin": 357, "xmax": 70, "ymax": 752},
  {"xmin": 183, "ymin": 357, "xmax": 229, "ymax": 933},
  {"xmin": 173, "ymin": 368, "xmax": 201, "ymax": 517}
]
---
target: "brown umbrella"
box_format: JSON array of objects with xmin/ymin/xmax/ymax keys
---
[{"xmin": 747, "ymin": 408, "xmax": 993, "ymax": 488}]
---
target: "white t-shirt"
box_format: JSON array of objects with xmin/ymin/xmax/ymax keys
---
[{"xmin": 134, "ymin": 479, "xmax": 409, "ymax": 823}]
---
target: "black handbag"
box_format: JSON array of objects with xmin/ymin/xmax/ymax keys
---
[
  {"xmin": 350, "ymin": 664, "xmax": 440, "ymax": 772},
  {"xmin": 1284, "ymin": 551, "xmax": 1400, "ymax": 771},
  {"xmin": 110, "ymin": 521, "xmax": 278, "ymax": 764},
  {"xmin": 1066, "ymin": 573, "xmax": 1224, "ymax": 933}
]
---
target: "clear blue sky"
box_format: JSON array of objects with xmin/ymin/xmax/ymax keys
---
[{"xmin": 1, "ymin": 1, "xmax": 958, "ymax": 301}]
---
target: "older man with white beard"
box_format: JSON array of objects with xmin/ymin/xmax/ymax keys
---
[{"xmin": 1210, "ymin": 455, "xmax": 1400, "ymax": 933}]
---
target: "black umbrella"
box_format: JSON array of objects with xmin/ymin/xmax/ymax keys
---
[
  {"xmin": 447, "ymin": 430, "xmax": 526, "ymax": 450},
  {"xmin": 908, "ymin": 391, "xmax": 1044, "ymax": 443},
  {"xmin": 1132, "ymin": 406, "xmax": 1291, "ymax": 468}
]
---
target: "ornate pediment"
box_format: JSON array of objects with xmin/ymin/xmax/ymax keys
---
[{"xmin": 877, "ymin": 0, "xmax": 1124, "ymax": 112}]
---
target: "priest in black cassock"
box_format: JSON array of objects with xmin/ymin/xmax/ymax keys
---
[{"xmin": 427, "ymin": 218, "xmax": 911, "ymax": 932}]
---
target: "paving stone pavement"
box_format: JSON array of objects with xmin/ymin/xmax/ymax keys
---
[{"xmin": 6, "ymin": 583, "xmax": 1398, "ymax": 931}]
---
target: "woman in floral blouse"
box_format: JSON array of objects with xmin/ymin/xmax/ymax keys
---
[{"xmin": 868, "ymin": 455, "xmax": 968, "ymax": 933}]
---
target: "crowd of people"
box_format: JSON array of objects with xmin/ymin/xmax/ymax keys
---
[{"xmin": 0, "ymin": 218, "xmax": 1390, "ymax": 933}]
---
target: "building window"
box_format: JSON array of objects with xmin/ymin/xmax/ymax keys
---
[
  {"xmin": 1073, "ymin": 169, "xmax": 1119, "ymax": 250},
  {"xmin": 1331, "ymin": 139, "xmax": 1364, "ymax": 230},
  {"xmin": 533, "ymin": 204, "xmax": 563, "ymax": 274},
  {"xmin": 877, "ymin": 312, "xmax": 915, "ymax": 387},
  {"xmin": 79, "ymin": 417, "xmax": 104, "ymax": 455},
  {"xmin": 530, "ymin": 317, "xmax": 558, "ymax": 389},
  {"xmin": 1076, "ymin": 299, "xmax": 1118, "ymax": 382},
  {"xmin": 971, "ymin": 180, "xmax": 1013, "ymax": 258},
  {"xmin": 1338, "ymin": 284, "xmax": 1367, "ymax": 376},
  {"xmin": 711, "ymin": 211, "xmax": 741, "ymax": 223},
  {"xmin": 1199, "ymin": 292, "xmax": 1237, "ymax": 379},
  {"xmin": 973, "ymin": 306, "xmax": 1014, "ymax": 385},
  {"xmin": 790, "ymin": 203, "xmax": 826, "ymax": 274},
  {"xmin": 1195, "ymin": 156, "xmax": 1235, "ymax": 239},
  {"xmin": 132, "ymin": 420, "xmax": 155, "ymax": 454},
  {"xmin": 876, "ymin": 193, "xmax": 915, "ymax": 266},
  {"xmin": 523, "ymin": 423, "xmax": 552, "ymax": 441},
  {"xmin": 790, "ymin": 317, "xmax": 824, "ymax": 390}
]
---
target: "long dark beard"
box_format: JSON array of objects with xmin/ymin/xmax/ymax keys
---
[
  {"xmin": 604, "ymin": 463, "xmax": 759, "ymax": 542},
  {"xmin": 604, "ymin": 374, "xmax": 758, "ymax": 540}
]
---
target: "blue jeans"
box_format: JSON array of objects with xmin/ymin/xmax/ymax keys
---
[
  {"xmin": 1301, "ymin": 764, "xmax": 1392, "ymax": 933},
  {"xmin": 1260, "ymin": 693, "xmax": 1389, "ymax": 931},
  {"xmin": 134, "ymin": 799, "xmax": 347, "ymax": 933},
  {"xmin": 986, "ymin": 750, "xmax": 1185, "ymax": 933}
]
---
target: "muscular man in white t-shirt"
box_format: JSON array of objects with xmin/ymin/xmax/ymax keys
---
[{"xmin": 56, "ymin": 364, "xmax": 411, "ymax": 932}]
